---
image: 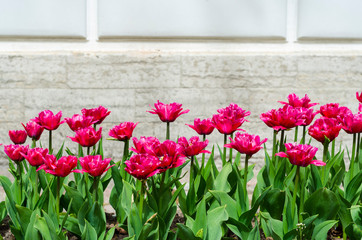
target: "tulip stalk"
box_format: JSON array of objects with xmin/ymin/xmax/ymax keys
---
[
  {"xmin": 350, "ymin": 133, "xmax": 357, "ymax": 180},
  {"xmin": 16, "ymin": 162, "xmax": 22, "ymax": 204},
  {"xmin": 243, "ymin": 155, "xmax": 251, "ymax": 199},
  {"xmin": 49, "ymin": 130, "xmax": 52, "ymax": 153},
  {"xmin": 201, "ymin": 135, "xmax": 206, "ymax": 168},
  {"xmin": 229, "ymin": 133, "xmax": 234, "ymax": 163},
  {"xmin": 138, "ymin": 179, "xmax": 146, "ymax": 220},
  {"xmin": 122, "ymin": 139, "xmax": 129, "ymax": 163},
  {"xmin": 272, "ymin": 130, "xmax": 277, "ymax": 162},
  {"xmin": 301, "ymin": 126, "xmax": 306, "ymax": 144},
  {"xmin": 166, "ymin": 122, "xmax": 170, "ymax": 140},
  {"xmin": 92, "ymin": 176, "xmax": 100, "ymax": 202},
  {"xmin": 56, "ymin": 176, "xmax": 61, "ymax": 222},
  {"xmin": 294, "ymin": 126, "xmax": 298, "ymax": 143},
  {"xmin": 189, "ymin": 156, "xmax": 195, "ymax": 188},
  {"xmin": 331, "ymin": 140, "xmax": 335, "ymax": 157},
  {"xmin": 357, "ymin": 133, "xmax": 361, "ymax": 163},
  {"xmin": 322, "ymin": 141, "xmax": 329, "ymax": 184},
  {"xmin": 291, "ymin": 166, "xmax": 300, "ymax": 222},
  {"xmin": 223, "ymin": 134, "xmax": 227, "ymax": 164},
  {"xmin": 31, "ymin": 139, "xmax": 36, "ymax": 149}
]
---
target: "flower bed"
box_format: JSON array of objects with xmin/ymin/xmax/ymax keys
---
[{"xmin": 0, "ymin": 93, "xmax": 361, "ymax": 240}]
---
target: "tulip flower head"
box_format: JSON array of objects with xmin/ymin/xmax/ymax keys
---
[
  {"xmin": 339, "ymin": 112, "xmax": 362, "ymax": 134},
  {"xmin": 37, "ymin": 155, "xmax": 77, "ymax": 177},
  {"xmin": 74, "ymin": 155, "xmax": 113, "ymax": 177},
  {"xmin": 260, "ymin": 105, "xmax": 305, "ymax": 131},
  {"xmin": 4, "ymin": 144, "xmax": 29, "ymax": 162},
  {"xmin": 225, "ymin": 132, "xmax": 267, "ymax": 157},
  {"xmin": 212, "ymin": 104, "xmax": 249, "ymax": 135},
  {"xmin": 125, "ymin": 154, "xmax": 161, "ymax": 180},
  {"xmin": 217, "ymin": 103, "xmax": 251, "ymax": 120},
  {"xmin": 186, "ymin": 118, "xmax": 215, "ymax": 135},
  {"xmin": 148, "ymin": 100, "xmax": 190, "ymax": 123},
  {"xmin": 279, "ymin": 93, "xmax": 318, "ymax": 108},
  {"xmin": 319, "ymin": 103, "xmax": 352, "ymax": 119},
  {"xmin": 9, "ymin": 130, "xmax": 27, "ymax": 144},
  {"xmin": 65, "ymin": 114, "xmax": 96, "ymax": 132},
  {"xmin": 157, "ymin": 140, "xmax": 185, "ymax": 172},
  {"xmin": 356, "ymin": 91, "xmax": 362, "ymax": 103},
  {"xmin": 33, "ymin": 110, "xmax": 65, "ymax": 131},
  {"xmin": 21, "ymin": 147, "xmax": 48, "ymax": 167},
  {"xmin": 22, "ymin": 120, "xmax": 44, "ymax": 141},
  {"xmin": 308, "ymin": 117, "xmax": 342, "ymax": 144},
  {"xmin": 108, "ymin": 122, "xmax": 138, "ymax": 141},
  {"xmin": 81, "ymin": 106, "xmax": 111, "ymax": 125},
  {"xmin": 275, "ymin": 143, "xmax": 325, "ymax": 167},
  {"xmin": 68, "ymin": 127, "xmax": 102, "ymax": 147},
  {"xmin": 177, "ymin": 136, "xmax": 210, "ymax": 157},
  {"xmin": 130, "ymin": 136, "xmax": 161, "ymax": 156},
  {"xmin": 298, "ymin": 108, "xmax": 318, "ymax": 126}
]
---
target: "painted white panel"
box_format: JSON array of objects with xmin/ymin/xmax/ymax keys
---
[
  {"xmin": 98, "ymin": 0, "xmax": 287, "ymax": 38},
  {"xmin": 0, "ymin": 0, "xmax": 86, "ymax": 37},
  {"xmin": 298, "ymin": 0, "xmax": 362, "ymax": 39}
]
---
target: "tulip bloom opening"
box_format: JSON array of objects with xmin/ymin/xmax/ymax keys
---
[
  {"xmin": 148, "ymin": 100, "xmax": 189, "ymax": 123},
  {"xmin": 74, "ymin": 155, "xmax": 113, "ymax": 177},
  {"xmin": 186, "ymin": 118, "xmax": 215, "ymax": 136},
  {"xmin": 65, "ymin": 114, "xmax": 97, "ymax": 132},
  {"xmin": 4, "ymin": 144, "xmax": 29, "ymax": 162},
  {"xmin": 21, "ymin": 147, "xmax": 48, "ymax": 167},
  {"xmin": 125, "ymin": 154, "xmax": 161, "ymax": 180},
  {"xmin": 225, "ymin": 132, "xmax": 267, "ymax": 157},
  {"xmin": 33, "ymin": 110, "xmax": 65, "ymax": 131},
  {"xmin": 68, "ymin": 127, "xmax": 102, "ymax": 148},
  {"xmin": 37, "ymin": 155, "xmax": 78, "ymax": 177},
  {"xmin": 9, "ymin": 130, "xmax": 27, "ymax": 145},
  {"xmin": 308, "ymin": 117, "xmax": 342, "ymax": 144},
  {"xmin": 279, "ymin": 93, "xmax": 318, "ymax": 108},
  {"xmin": 275, "ymin": 143, "xmax": 325, "ymax": 167},
  {"xmin": 81, "ymin": 106, "xmax": 111, "ymax": 125},
  {"xmin": 109, "ymin": 122, "xmax": 138, "ymax": 141},
  {"xmin": 22, "ymin": 120, "xmax": 44, "ymax": 141}
]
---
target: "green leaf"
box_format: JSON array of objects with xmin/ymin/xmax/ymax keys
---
[
  {"xmin": 192, "ymin": 198, "xmax": 207, "ymax": 235},
  {"xmin": 209, "ymin": 190, "xmax": 237, "ymax": 220},
  {"xmin": 304, "ymin": 188, "xmax": 340, "ymax": 226},
  {"xmin": 15, "ymin": 204, "xmax": 32, "ymax": 233},
  {"xmin": 260, "ymin": 188, "xmax": 285, "ymax": 220},
  {"xmin": 206, "ymin": 205, "xmax": 229, "ymax": 240},
  {"xmin": 60, "ymin": 215, "xmax": 81, "ymax": 236},
  {"xmin": 81, "ymin": 220, "xmax": 98, "ymax": 240},
  {"xmin": 309, "ymin": 165, "xmax": 323, "ymax": 192},
  {"xmin": 24, "ymin": 210, "xmax": 41, "ymax": 240},
  {"xmin": 128, "ymin": 204, "xmax": 142, "ymax": 239},
  {"xmin": 225, "ymin": 218, "xmax": 249, "ymax": 239},
  {"xmin": 260, "ymin": 212, "xmax": 283, "ymax": 240},
  {"xmin": 311, "ymin": 220, "xmax": 338, "ymax": 240},
  {"xmin": 0, "ymin": 201, "xmax": 6, "ymax": 223},
  {"xmin": 247, "ymin": 224, "xmax": 261, "ymax": 240},
  {"xmin": 214, "ymin": 163, "xmax": 232, "ymax": 192},
  {"xmin": 351, "ymin": 205, "xmax": 362, "ymax": 227},
  {"xmin": 37, "ymin": 211, "xmax": 58, "ymax": 240},
  {"xmin": 103, "ymin": 227, "xmax": 115, "ymax": 240},
  {"xmin": 345, "ymin": 172, "xmax": 362, "ymax": 204},
  {"xmin": 55, "ymin": 141, "xmax": 65, "ymax": 159},
  {"xmin": 177, "ymin": 224, "xmax": 202, "ymax": 240}
]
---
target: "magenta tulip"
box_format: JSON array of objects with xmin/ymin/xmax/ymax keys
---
[
  {"xmin": 319, "ymin": 103, "xmax": 352, "ymax": 119},
  {"xmin": 22, "ymin": 120, "xmax": 44, "ymax": 141},
  {"xmin": 225, "ymin": 132, "xmax": 267, "ymax": 157},
  {"xmin": 216, "ymin": 103, "xmax": 251, "ymax": 119},
  {"xmin": 4, "ymin": 144, "xmax": 29, "ymax": 162},
  {"xmin": 212, "ymin": 114, "xmax": 246, "ymax": 135},
  {"xmin": 298, "ymin": 108, "xmax": 318, "ymax": 126},
  {"xmin": 157, "ymin": 140, "xmax": 185, "ymax": 172},
  {"xmin": 74, "ymin": 155, "xmax": 113, "ymax": 177},
  {"xmin": 9, "ymin": 130, "xmax": 27, "ymax": 144},
  {"xmin": 260, "ymin": 105, "xmax": 305, "ymax": 131},
  {"xmin": 82, "ymin": 106, "xmax": 111, "ymax": 125},
  {"xmin": 339, "ymin": 112, "xmax": 362, "ymax": 134},
  {"xmin": 308, "ymin": 117, "xmax": 342, "ymax": 144},
  {"xmin": 186, "ymin": 118, "xmax": 215, "ymax": 135},
  {"xmin": 177, "ymin": 136, "xmax": 210, "ymax": 157},
  {"xmin": 65, "ymin": 114, "xmax": 96, "ymax": 132},
  {"xmin": 279, "ymin": 93, "xmax": 318, "ymax": 108},
  {"xmin": 68, "ymin": 127, "xmax": 102, "ymax": 147},
  {"xmin": 38, "ymin": 155, "xmax": 77, "ymax": 177},
  {"xmin": 108, "ymin": 122, "xmax": 138, "ymax": 141},
  {"xmin": 130, "ymin": 136, "xmax": 161, "ymax": 156},
  {"xmin": 33, "ymin": 110, "xmax": 64, "ymax": 131},
  {"xmin": 356, "ymin": 91, "xmax": 362, "ymax": 103},
  {"xmin": 148, "ymin": 100, "xmax": 189, "ymax": 123},
  {"xmin": 125, "ymin": 154, "xmax": 160, "ymax": 180},
  {"xmin": 276, "ymin": 143, "xmax": 325, "ymax": 167},
  {"xmin": 21, "ymin": 147, "xmax": 48, "ymax": 167}
]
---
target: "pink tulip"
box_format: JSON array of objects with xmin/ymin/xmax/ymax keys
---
[
  {"xmin": 9, "ymin": 130, "xmax": 27, "ymax": 144},
  {"xmin": 33, "ymin": 110, "xmax": 65, "ymax": 131},
  {"xmin": 157, "ymin": 140, "xmax": 185, "ymax": 172},
  {"xmin": 74, "ymin": 155, "xmax": 113, "ymax": 177},
  {"xmin": 319, "ymin": 103, "xmax": 352, "ymax": 119},
  {"xmin": 338, "ymin": 112, "xmax": 362, "ymax": 134},
  {"xmin": 108, "ymin": 122, "xmax": 138, "ymax": 141},
  {"xmin": 125, "ymin": 154, "xmax": 160, "ymax": 180},
  {"xmin": 260, "ymin": 105, "xmax": 305, "ymax": 131},
  {"xmin": 356, "ymin": 91, "xmax": 362, "ymax": 103},
  {"xmin": 177, "ymin": 136, "xmax": 210, "ymax": 157},
  {"xmin": 21, "ymin": 148, "xmax": 48, "ymax": 167},
  {"xmin": 65, "ymin": 114, "xmax": 96, "ymax": 132},
  {"xmin": 4, "ymin": 144, "xmax": 29, "ymax": 162},
  {"xmin": 308, "ymin": 117, "xmax": 342, "ymax": 144},
  {"xmin": 225, "ymin": 132, "xmax": 267, "ymax": 157},
  {"xmin": 276, "ymin": 143, "xmax": 325, "ymax": 167},
  {"xmin": 186, "ymin": 118, "xmax": 215, "ymax": 135},
  {"xmin": 212, "ymin": 104, "xmax": 249, "ymax": 135},
  {"xmin": 130, "ymin": 136, "xmax": 161, "ymax": 156},
  {"xmin": 148, "ymin": 100, "xmax": 189, "ymax": 123},
  {"xmin": 279, "ymin": 93, "xmax": 318, "ymax": 108},
  {"xmin": 68, "ymin": 127, "xmax": 102, "ymax": 147},
  {"xmin": 298, "ymin": 108, "xmax": 318, "ymax": 126},
  {"xmin": 82, "ymin": 106, "xmax": 111, "ymax": 125},
  {"xmin": 37, "ymin": 155, "xmax": 77, "ymax": 177},
  {"xmin": 22, "ymin": 120, "xmax": 44, "ymax": 141},
  {"xmin": 216, "ymin": 103, "xmax": 251, "ymax": 119}
]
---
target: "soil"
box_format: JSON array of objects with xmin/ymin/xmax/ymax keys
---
[{"xmin": 0, "ymin": 213, "xmax": 347, "ymax": 240}]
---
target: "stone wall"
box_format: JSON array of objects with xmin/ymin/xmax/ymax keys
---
[{"xmin": 0, "ymin": 52, "xmax": 361, "ymax": 172}]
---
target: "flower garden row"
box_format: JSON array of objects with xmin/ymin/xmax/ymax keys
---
[{"xmin": 0, "ymin": 93, "xmax": 361, "ymax": 240}]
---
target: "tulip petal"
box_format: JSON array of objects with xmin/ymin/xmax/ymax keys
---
[
  {"xmin": 310, "ymin": 160, "xmax": 326, "ymax": 166},
  {"xmin": 275, "ymin": 152, "xmax": 288, "ymax": 158}
]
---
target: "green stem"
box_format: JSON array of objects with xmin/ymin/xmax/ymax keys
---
[
  {"xmin": 294, "ymin": 126, "xmax": 299, "ymax": 143},
  {"xmin": 322, "ymin": 141, "xmax": 329, "ymax": 185},
  {"xmin": 223, "ymin": 134, "xmax": 227, "ymax": 165},
  {"xmin": 243, "ymin": 155, "xmax": 251, "ymax": 198},
  {"xmin": 291, "ymin": 166, "xmax": 300, "ymax": 221},
  {"xmin": 92, "ymin": 177, "xmax": 100, "ymax": 203},
  {"xmin": 331, "ymin": 140, "xmax": 335, "ymax": 157},
  {"xmin": 49, "ymin": 130, "xmax": 52, "ymax": 153},
  {"xmin": 229, "ymin": 133, "xmax": 234, "ymax": 163},
  {"xmin": 16, "ymin": 162, "xmax": 22, "ymax": 205},
  {"xmin": 166, "ymin": 122, "xmax": 170, "ymax": 140},
  {"xmin": 31, "ymin": 139, "xmax": 36, "ymax": 149},
  {"xmin": 279, "ymin": 130, "xmax": 285, "ymax": 152},
  {"xmin": 190, "ymin": 156, "xmax": 195, "ymax": 188},
  {"xmin": 34, "ymin": 169, "xmax": 39, "ymax": 207},
  {"xmin": 93, "ymin": 124, "xmax": 97, "ymax": 152},
  {"xmin": 201, "ymin": 135, "xmax": 206, "ymax": 169},
  {"xmin": 56, "ymin": 176, "xmax": 61, "ymax": 222},
  {"xmin": 122, "ymin": 139, "xmax": 129, "ymax": 164},
  {"xmin": 272, "ymin": 130, "xmax": 277, "ymax": 162},
  {"xmin": 139, "ymin": 180, "xmax": 145, "ymax": 221},
  {"xmin": 357, "ymin": 133, "xmax": 361, "ymax": 164},
  {"xmin": 350, "ymin": 133, "xmax": 357, "ymax": 180},
  {"xmin": 87, "ymin": 146, "xmax": 90, "ymax": 156},
  {"xmin": 301, "ymin": 126, "xmax": 306, "ymax": 144},
  {"xmin": 299, "ymin": 168, "xmax": 305, "ymax": 223}
]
